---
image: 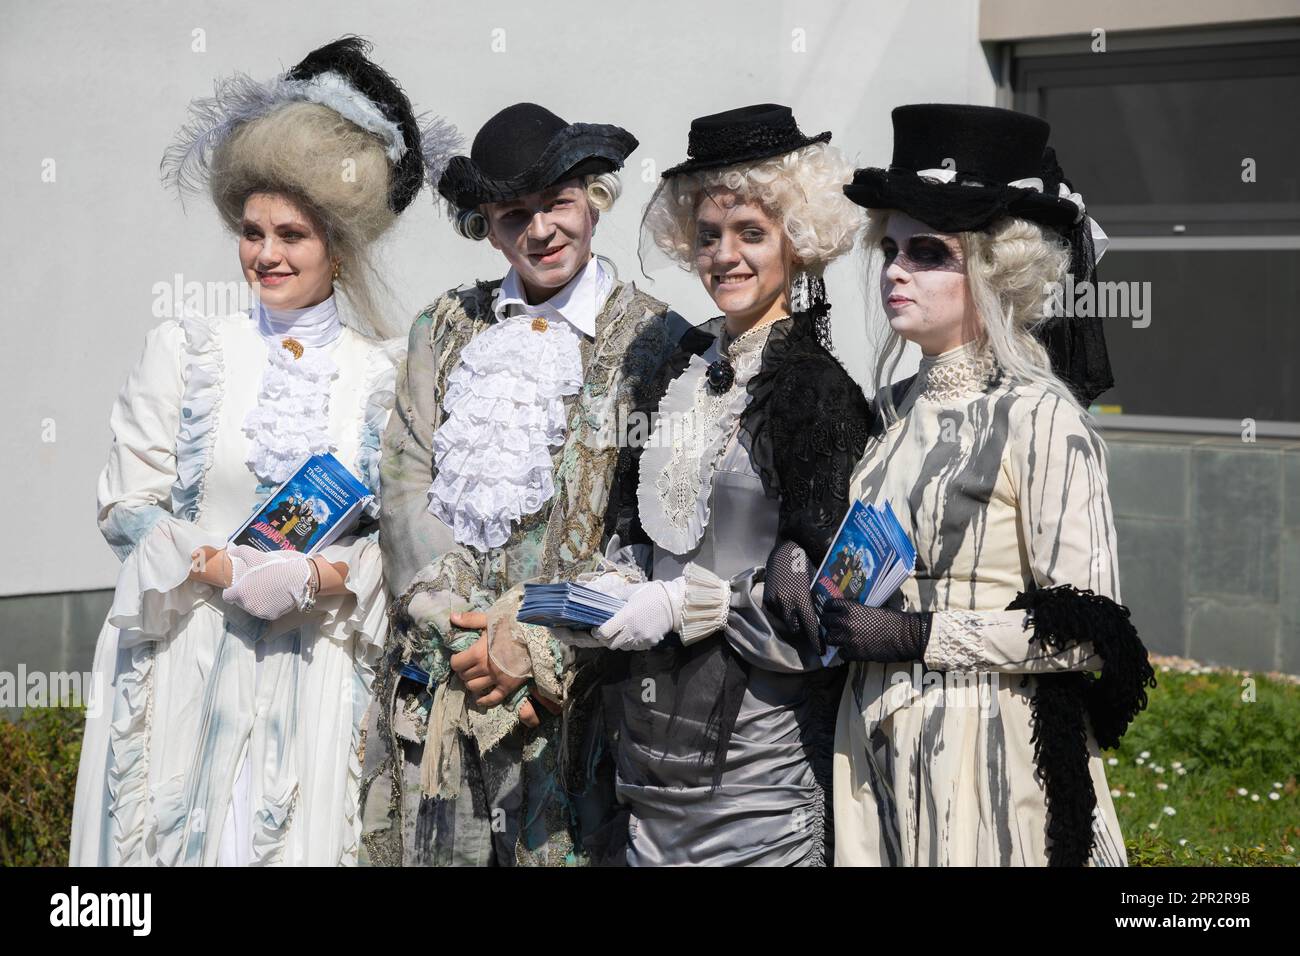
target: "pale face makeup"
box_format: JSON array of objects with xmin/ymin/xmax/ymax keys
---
[
  {"xmin": 693, "ymin": 190, "xmax": 794, "ymax": 334},
  {"xmin": 239, "ymin": 192, "xmax": 334, "ymax": 311},
  {"xmin": 483, "ymin": 178, "xmax": 597, "ymax": 304},
  {"xmin": 878, "ymin": 211, "xmax": 980, "ymax": 356}
]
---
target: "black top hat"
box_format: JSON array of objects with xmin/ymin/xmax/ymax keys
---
[
  {"xmin": 436, "ymin": 103, "xmax": 637, "ymax": 210},
  {"xmin": 285, "ymin": 36, "xmax": 428, "ymax": 214},
  {"xmin": 847, "ymin": 104, "xmax": 1113, "ymax": 404},
  {"xmin": 661, "ymin": 103, "xmax": 831, "ymax": 178},
  {"xmin": 843, "ymin": 104, "xmax": 1081, "ymax": 232}
]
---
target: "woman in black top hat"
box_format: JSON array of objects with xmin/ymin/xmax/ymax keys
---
[
  {"xmin": 363, "ymin": 103, "xmax": 694, "ymax": 866},
  {"xmin": 552, "ymin": 104, "xmax": 871, "ymax": 865},
  {"xmin": 763, "ymin": 104, "xmax": 1154, "ymax": 866}
]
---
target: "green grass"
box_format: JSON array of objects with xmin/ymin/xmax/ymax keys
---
[{"xmin": 1107, "ymin": 667, "xmax": 1299, "ymax": 866}]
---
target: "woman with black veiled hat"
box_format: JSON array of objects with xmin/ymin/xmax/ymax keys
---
[
  {"xmin": 551, "ymin": 104, "xmax": 871, "ymax": 866},
  {"xmin": 70, "ymin": 38, "xmax": 457, "ymax": 866},
  {"xmin": 763, "ymin": 104, "xmax": 1155, "ymax": 866}
]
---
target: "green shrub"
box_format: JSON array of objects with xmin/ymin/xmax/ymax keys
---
[{"xmin": 0, "ymin": 707, "xmax": 85, "ymax": 867}]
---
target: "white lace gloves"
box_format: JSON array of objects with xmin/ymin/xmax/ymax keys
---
[{"xmin": 221, "ymin": 544, "xmax": 316, "ymax": 620}]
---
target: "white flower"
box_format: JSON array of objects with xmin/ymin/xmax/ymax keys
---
[
  {"xmin": 1136, "ymin": 757, "xmax": 1146, "ymax": 766},
  {"xmin": 1154, "ymin": 766, "xmax": 1165, "ymax": 774},
  {"xmin": 1111, "ymin": 789, "xmax": 1122, "ymax": 798},
  {"xmin": 1177, "ymin": 767, "xmax": 1187, "ymax": 776},
  {"xmin": 1148, "ymin": 822, "xmax": 1158, "ymax": 830},
  {"xmin": 1163, "ymin": 806, "xmax": 1176, "ymax": 816},
  {"xmin": 1107, "ymin": 757, "xmax": 1118, "ymax": 766},
  {"xmin": 1179, "ymin": 839, "xmax": 1188, "ymax": 847},
  {"xmin": 1140, "ymin": 750, "xmax": 1151, "ymax": 759},
  {"xmin": 1237, "ymin": 787, "xmax": 1249, "ymax": 796},
  {"xmin": 1160, "ymin": 665, "xmax": 1170, "ymax": 672},
  {"xmin": 1171, "ymin": 761, "xmax": 1183, "ymax": 770},
  {"xmin": 1251, "ymin": 793, "xmax": 1260, "ymax": 802},
  {"xmin": 1127, "ymin": 792, "xmax": 1136, "ymax": 799},
  {"xmin": 1157, "ymin": 782, "xmax": 1169, "ymax": 791},
  {"xmin": 1275, "ymin": 782, "xmax": 1284, "ymax": 789},
  {"xmin": 1269, "ymin": 792, "xmax": 1281, "ymax": 801}
]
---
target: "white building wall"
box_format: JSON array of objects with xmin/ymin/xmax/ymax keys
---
[{"xmin": 0, "ymin": 0, "xmax": 995, "ymax": 596}]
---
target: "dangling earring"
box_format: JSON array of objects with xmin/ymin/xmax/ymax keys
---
[
  {"xmin": 791, "ymin": 270, "xmax": 827, "ymax": 314},
  {"xmin": 331, "ymin": 260, "xmax": 342, "ymax": 282},
  {"xmin": 792, "ymin": 271, "xmax": 810, "ymax": 313}
]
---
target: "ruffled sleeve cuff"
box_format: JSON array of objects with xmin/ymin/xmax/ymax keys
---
[
  {"xmin": 679, "ymin": 562, "xmax": 731, "ymax": 644},
  {"xmin": 314, "ymin": 535, "xmax": 389, "ymax": 667},
  {"xmin": 107, "ymin": 514, "xmax": 225, "ymax": 643}
]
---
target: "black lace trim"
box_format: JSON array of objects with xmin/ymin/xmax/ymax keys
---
[
  {"xmin": 738, "ymin": 308, "xmax": 873, "ymax": 564},
  {"xmin": 1008, "ymin": 584, "xmax": 1156, "ymax": 866}
]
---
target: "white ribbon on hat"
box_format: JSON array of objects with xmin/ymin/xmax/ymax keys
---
[
  {"xmin": 914, "ymin": 167, "xmax": 1108, "ymax": 261},
  {"xmin": 285, "ymin": 71, "xmax": 408, "ymax": 163}
]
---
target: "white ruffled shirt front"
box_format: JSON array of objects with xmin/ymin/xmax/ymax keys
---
[
  {"xmin": 427, "ymin": 256, "xmax": 614, "ymax": 551},
  {"xmin": 242, "ymin": 296, "xmax": 343, "ymax": 486}
]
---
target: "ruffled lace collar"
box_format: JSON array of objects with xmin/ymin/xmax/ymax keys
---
[
  {"xmin": 916, "ymin": 339, "xmax": 998, "ymax": 403},
  {"xmin": 426, "ymin": 304, "xmax": 586, "ymax": 551},
  {"xmin": 635, "ymin": 315, "xmax": 787, "ymax": 555},
  {"xmin": 242, "ymin": 306, "xmax": 341, "ymax": 487}
]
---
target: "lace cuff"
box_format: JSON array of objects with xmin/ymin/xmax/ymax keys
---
[
  {"xmin": 680, "ymin": 562, "xmax": 730, "ymax": 644},
  {"xmin": 924, "ymin": 608, "xmax": 1101, "ymax": 673}
]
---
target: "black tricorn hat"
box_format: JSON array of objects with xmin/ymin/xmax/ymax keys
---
[
  {"xmin": 661, "ymin": 103, "xmax": 831, "ymax": 178},
  {"xmin": 843, "ymin": 104, "xmax": 1081, "ymax": 232},
  {"xmin": 285, "ymin": 36, "xmax": 428, "ymax": 214},
  {"xmin": 437, "ymin": 102, "xmax": 637, "ymax": 209}
]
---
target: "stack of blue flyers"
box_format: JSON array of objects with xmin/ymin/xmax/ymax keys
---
[
  {"xmin": 518, "ymin": 582, "xmax": 627, "ymax": 629},
  {"xmin": 812, "ymin": 500, "xmax": 918, "ymax": 614}
]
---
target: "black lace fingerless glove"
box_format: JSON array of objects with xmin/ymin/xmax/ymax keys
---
[
  {"xmin": 821, "ymin": 599, "xmax": 933, "ymax": 663},
  {"xmin": 762, "ymin": 539, "xmax": 825, "ymax": 654}
]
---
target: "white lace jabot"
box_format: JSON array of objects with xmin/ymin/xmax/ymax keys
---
[
  {"xmin": 426, "ymin": 257, "xmax": 614, "ymax": 551},
  {"xmin": 635, "ymin": 316, "xmax": 783, "ymax": 556},
  {"xmin": 242, "ymin": 296, "xmax": 341, "ymax": 486}
]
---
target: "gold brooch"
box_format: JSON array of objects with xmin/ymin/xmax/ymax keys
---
[
  {"xmin": 530, "ymin": 316, "xmax": 548, "ymax": 333},
  {"xmin": 281, "ymin": 337, "xmax": 304, "ymax": 360}
]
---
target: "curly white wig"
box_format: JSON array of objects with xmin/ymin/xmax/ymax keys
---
[{"xmin": 640, "ymin": 141, "xmax": 863, "ymax": 273}]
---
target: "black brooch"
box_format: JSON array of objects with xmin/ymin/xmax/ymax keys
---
[{"xmin": 706, "ymin": 358, "xmax": 735, "ymax": 394}]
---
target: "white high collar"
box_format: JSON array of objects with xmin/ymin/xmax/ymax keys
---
[
  {"xmin": 493, "ymin": 255, "xmax": 613, "ymax": 339},
  {"xmin": 256, "ymin": 294, "xmax": 343, "ymax": 349}
]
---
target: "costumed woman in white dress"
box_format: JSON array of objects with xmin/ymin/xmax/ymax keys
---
[
  {"xmin": 69, "ymin": 37, "xmax": 457, "ymax": 866},
  {"xmin": 763, "ymin": 104, "xmax": 1155, "ymax": 866},
  {"xmin": 560, "ymin": 105, "xmax": 871, "ymax": 865}
]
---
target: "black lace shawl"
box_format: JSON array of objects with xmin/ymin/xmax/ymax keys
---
[{"xmin": 605, "ymin": 309, "xmax": 871, "ymax": 793}]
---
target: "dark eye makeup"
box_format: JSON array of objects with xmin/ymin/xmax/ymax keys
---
[{"xmin": 880, "ymin": 234, "xmax": 963, "ymax": 272}]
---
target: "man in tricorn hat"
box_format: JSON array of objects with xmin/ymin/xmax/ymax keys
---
[{"xmin": 359, "ymin": 103, "xmax": 693, "ymax": 866}]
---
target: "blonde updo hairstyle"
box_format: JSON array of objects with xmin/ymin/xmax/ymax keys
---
[
  {"xmin": 453, "ymin": 171, "xmax": 622, "ymax": 241},
  {"xmin": 862, "ymin": 210, "xmax": 1088, "ymax": 422},
  {"xmin": 640, "ymin": 141, "xmax": 863, "ymax": 276},
  {"xmin": 208, "ymin": 101, "xmax": 400, "ymax": 338}
]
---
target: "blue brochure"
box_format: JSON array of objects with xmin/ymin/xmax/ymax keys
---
[
  {"xmin": 518, "ymin": 582, "xmax": 627, "ymax": 629},
  {"xmin": 812, "ymin": 499, "xmax": 917, "ymax": 614},
  {"xmin": 229, "ymin": 453, "xmax": 374, "ymax": 555}
]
